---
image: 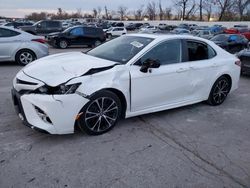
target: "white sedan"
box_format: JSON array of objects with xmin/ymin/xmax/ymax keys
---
[
  {"xmin": 12, "ymin": 34, "xmax": 241, "ymax": 135},
  {"xmin": 0, "ymin": 26, "xmax": 48, "ymax": 65}
]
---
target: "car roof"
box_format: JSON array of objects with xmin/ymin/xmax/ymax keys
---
[{"xmin": 127, "ymin": 33, "xmax": 211, "ymax": 41}]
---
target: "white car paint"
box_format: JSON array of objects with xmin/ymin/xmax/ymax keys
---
[
  {"xmin": 0, "ymin": 26, "xmax": 48, "ymax": 63},
  {"xmin": 12, "ymin": 34, "xmax": 240, "ymax": 134},
  {"xmin": 106, "ymin": 27, "xmax": 127, "ymax": 37}
]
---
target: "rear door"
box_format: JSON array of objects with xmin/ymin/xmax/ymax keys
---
[
  {"xmin": 183, "ymin": 40, "xmax": 218, "ymax": 100},
  {"xmin": 0, "ymin": 28, "xmax": 22, "ymax": 61},
  {"xmin": 68, "ymin": 27, "xmax": 84, "ymax": 45}
]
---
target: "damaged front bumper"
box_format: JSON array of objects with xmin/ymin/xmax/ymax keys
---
[{"xmin": 12, "ymin": 89, "xmax": 89, "ymax": 134}]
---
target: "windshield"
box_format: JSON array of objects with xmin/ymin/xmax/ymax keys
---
[
  {"xmin": 32, "ymin": 21, "xmax": 41, "ymax": 26},
  {"xmin": 87, "ymin": 36, "xmax": 154, "ymax": 64},
  {"xmin": 211, "ymin": 34, "xmax": 229, "ymax": 41}
]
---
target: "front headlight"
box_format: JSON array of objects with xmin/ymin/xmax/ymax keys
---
[{"xmin": 36, "ymin": 83, "xmax": 81, "ymax": 95}]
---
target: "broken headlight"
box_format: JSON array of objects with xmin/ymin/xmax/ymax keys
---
[{"xmin": 36, "ymin": 83, "xmax": 81, "ymax": 95}]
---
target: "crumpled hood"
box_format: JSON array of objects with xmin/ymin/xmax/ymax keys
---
[{"xmin": 22, "ymin": 52, "xmax": 117, "ymax": 86}]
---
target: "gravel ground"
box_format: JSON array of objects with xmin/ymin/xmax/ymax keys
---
[{"xmin": 0, "ymin": 47, "xmax": 250, "ymax": 188}]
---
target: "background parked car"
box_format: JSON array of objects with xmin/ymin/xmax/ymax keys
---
[
  {"xmin": 4, "ymin": 21, "xmax": 33, "ymax": 29},
  {"xmin": 237, "ymin": 49, "xmax": 250, "ymax": 75},
  {"xmin": 211, "ymin": 34, "xmax": 249, "ymax": 54},
  {"xmin": 139, "ymin": 26, "xmax": 158, "ymax": 32},
  {"xmin": 47, "ymin": 26, "xmax": 106, "ymax": 49},
  {"xmin": 106, "ymin": 27, "xmax": 127, "ymax": 39},
  {"xmin": 20, "ymin": 20, "xmax": 63, "ymax": 35},
  {"xmin": 224, "ymin": 27, "xmax": 250, "ymax": 40},
  {"xmin": 0, "ymin": 26, "xmax": 48, "ymax": 65},
  {"xmin": 172, "ymin": 28, "xmax": 191, "ymax": 34},
  {"xmin": 192, "ymin": 29, "xmax": 214, "ymax": 39}
]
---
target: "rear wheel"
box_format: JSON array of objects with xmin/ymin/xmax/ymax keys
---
[
  {"xmin": 207, "ymin": 76, "xmax": 231, "ymax": 106},
  {"xmin": 15, "ymin": 49, "xmax": 36, "ymax": 66},
  {"xmin": 77, "ymin": 90, "xmax": 122, "ymax": 135}
]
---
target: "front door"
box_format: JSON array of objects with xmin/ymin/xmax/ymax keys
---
[{"xmin": 129, "ymin": 39, "xmax": 193, "ymax": 112}]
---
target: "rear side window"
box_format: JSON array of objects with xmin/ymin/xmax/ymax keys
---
[
  {"xmin": 186, "ymin": 41, "xmax": 216, "ymax": 61},
  {"xmin": 47, "ymin": 21, "xmax": 60, "ymax": 28},
  {"xmin": 0, "ymin": 28, "xmax": 20, "ymax": 37},
  {"xmin": 70, "ymin": 27, "xmax": 84, "ymax": 36},
  {"xmin": 141, "ymin": 39, "xmax": 181, "ymax": 65}
]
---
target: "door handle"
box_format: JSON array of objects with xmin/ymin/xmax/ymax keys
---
[{"xmin": 176, "ymin": 68, "xmax": 189, "ymax": 73}]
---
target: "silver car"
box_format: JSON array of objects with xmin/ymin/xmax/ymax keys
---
[{"xmin": 0, "ymin": 26, "xmax": 49, "ymax": 65}]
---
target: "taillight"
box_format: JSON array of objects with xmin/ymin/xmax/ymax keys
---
[
  {"xmin": 235, "ymin": 60, "xmax": 241, "ymax": 67},
  {"xmin": 31, "ymin": 39, "xmax": 46, "ymax": 44}
]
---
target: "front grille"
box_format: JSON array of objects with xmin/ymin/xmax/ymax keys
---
[{"xmin": 16, "ymin": 78, "xmax": 38, "ymax": 86}]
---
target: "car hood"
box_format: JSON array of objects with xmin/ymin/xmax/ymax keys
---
[
  {"xmin": 48, "ymin": 32, "xmax": 61, "ymax": 37},
  {"xmin": 19, "ymin": 25, "xmax": 33, "ymax": 31},
  {"xmin": 22, "ymin": 52, "xmax": 117, "ymax": 86}
]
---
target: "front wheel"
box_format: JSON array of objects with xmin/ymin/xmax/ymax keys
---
[
  {"xmin": 77, "ymin": 90, "xmax": 122, "ymax": 135},
  {"xmin": 58, "ymin": 40, "xmax": 68, "ymax": 49},
  {"xmin": 207, "ymin": 76, "xmax": 231, "ymax": 106}
]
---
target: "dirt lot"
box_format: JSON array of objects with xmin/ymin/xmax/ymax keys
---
[{"xmin": 0, "ymin": 47, "xmax": 250, "ymax": 188}]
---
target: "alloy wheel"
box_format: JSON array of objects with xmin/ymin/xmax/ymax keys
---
[
  {"xmin": 19, "ymin": 52, "xmax": 33, "ymax": 65},
  {"xmin": 212, "ymin": 78, "xmax": 230, "ymax": 104},
  {"xmin": 85, "ymin": 97, "xmax": 119, "ymax": 133}
]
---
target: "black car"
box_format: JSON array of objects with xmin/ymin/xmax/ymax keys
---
[
  {"xmin": 237, "ymin": 49, "xmax": 250, "ymax": 75},
  {"xmin": 20, "ymin": 20, "xmax": 63, "ymax": 35},
  {"xmin": 126, "ymin": 24, "xmax": 136, "ymax": 31},
  {"xmin": 47, "ymin": 26, "xmax": 106, "ymax": 49},
  {"xmin": 211, "ymin": 34, "xmax": 249, "ymax": 54}
]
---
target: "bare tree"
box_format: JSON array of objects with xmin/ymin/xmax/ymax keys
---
[
  {"xmin": 203, "ymin": 0, "xmax": 213, "ymax": 21},
  {"xmin": 117, "ymin": 6, "xmax": 127, "ymax": 20},
  {"xmin": 199, "ymin": 0, "xmax": 203, "ymax": 20},
  {"xmin": 164, "ymin": 8, "xmax": 172, "ymax": 20},
  {"xmin": 93, "ymin": 8, "xmax": 97, "ymax": 18},
  {"xmin": 159, "ymin": 0, "xmax": 164, "ymax": 20},
  {"xmin": 97, "ymin": 6, "xmax": 102, "ymax": 18},
  {"xmin": 146, "ymin": 2, "xmax": 157, "ymax": 20},
  {"xmin": 134, "ymin": 5, "xmax": 144, "ymax": 20},
  {"xmin": 235, "ymin": 0, "xmax": 250, "ymax": 20},
  {"xmin": 174, "ymin": 0, "xmax": 196, "ymax": 20},
  {"xmin": 214, "ymin": 0, "xmax": 234, "ymax": 21},
  {"xmin": 104, "ymin": 6, "xmax": 109, "ymax": 19}
]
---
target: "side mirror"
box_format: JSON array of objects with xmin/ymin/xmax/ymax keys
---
[
  {"xmin": 36, "ymin": 24, "xmax": 42, "ymax": 28},
  {"xmin": 140, "ymin": 58, "xmax": 161, "ymax": 73}
]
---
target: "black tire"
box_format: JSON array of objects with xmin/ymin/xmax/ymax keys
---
[
  {"xmin": 93, "ymin": 40, "xmax": 101, "ymax": 47},
  {"xmin": 207, "ymin": 76, "xmax": 231, "ymax": 106},
  {"xmin": 107, "ymin": 34, "xmax": 112, "ymax": 39},
  {"xmin": 15, "ymin": 49, "xmax": 36, "ymax": 66},
  {"xmin": 58, "ymin": 39, "xmax": 68, "ymax": 49},
  {"xmin": 77, "ymin": 90, "xmax": 122, "ymax": 135}
]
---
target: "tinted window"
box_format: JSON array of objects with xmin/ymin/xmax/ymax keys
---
[
  {"xmin": 70, "ymin": 27, "xmax": 84, "ymax": 36},
  {"xmin": 0, "ymin": 28, "xmax": 20, "ymax": 37},
  {"xmin": 47, "ymin": 21, "xmax": 60, "ymax": 28},
  {"xmin": 187, "ymin": 41, "xmax": 208, "ymax": 61},
  {"xmin": 141, "ymin": 40, "xmax": 181, "ymax": 65}
]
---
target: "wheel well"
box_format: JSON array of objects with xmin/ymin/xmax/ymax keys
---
[
  {"xmin": 221, "ymin": 74, "xmax": 232, "ymax": 91},
  {"xmin": 105, "ymin": 88, "xmax": 127, "ymax": 119},
  {"xmin": 15, "ymin": 48, "xmax": 37, "ymax": 60}
]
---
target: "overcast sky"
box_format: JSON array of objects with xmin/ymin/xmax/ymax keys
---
[{"xmin": 0, "ymin": 0, "xmax": 172, "ymax": 18}]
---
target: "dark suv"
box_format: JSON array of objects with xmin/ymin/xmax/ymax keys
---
[
  {"xmin": 47, "ymin": 26, "xmax": 106, "ymax": 49},
  {"xmin": 20, "ymin": 20, "xmax": 63, "ymax": 35}
]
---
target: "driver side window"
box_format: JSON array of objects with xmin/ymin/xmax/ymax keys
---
[{"xmin": 140, "ymin": 39, "xmax": 181, "ymax": 66}]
